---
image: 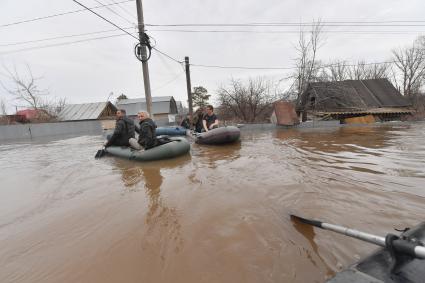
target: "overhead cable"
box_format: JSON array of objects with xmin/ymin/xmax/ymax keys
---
[
  {"xmin": 0, "ymin": 0, "xmax": 134, "ymax": 28},
  {"xmin": 0, "ymin": 34, "xmax": 127, "ymax": 55},
  {"xmin": 71, "ymin": 0, "xmax": 138, "ymax": 40},
  {"xmin": 148, "ymin": 29, "xmax": 424, "ymax": 35},
  {"xmin": 152, "ymin": 71, "xmax": 185, "ymax": 91},
  {"xmin": 107, "ymin": 0, "xmax": 137, "ymax": 20},
  {"xmin": 190, "ymin": 60, "xmax": 396, "ymax": 71},
  {"xmin": 152, "ymin": 47, "xmax": 183, "ymax": 64},
  {"xmin": 145, "ymin": 21, "xmax": 425, "ymax": 27},
  {"xmin": 0, "ymin": 27, "xmax": 135, "ymax": 47},
  {"xmin": 93, "ymin": 0, "xmax": 135, "ymax": 25}
]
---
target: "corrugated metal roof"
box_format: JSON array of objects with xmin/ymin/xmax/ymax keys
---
[
  {"xmin": 58, "ymin": 102, "xmax": 113, "ymax": 121},
  {"xmin": 299, "ymin": 79, "xmax": 411, "ymax": 112},
  {"xmin": 116, "ymin": 96, "xmax": 177, "ymax": 115}
]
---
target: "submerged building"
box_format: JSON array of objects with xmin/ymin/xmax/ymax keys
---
[{"xmin": 297, "ymin": 79, "xmax": 414, "ymax": 123}]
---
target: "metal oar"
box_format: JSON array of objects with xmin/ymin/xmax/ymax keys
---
[{"xmin": 290, "ymin": 214, "xmax": 425, "ymax": 260}]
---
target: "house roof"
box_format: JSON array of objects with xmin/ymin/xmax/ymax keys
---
[
  {"xmin": 116, "ymin": 96, "xmax": 177, "ymax": 115},
  {"xmin": 298, "ymin": 79, "xmax": 411, "ymax": 112},
  {"xmin": 58, "ymin": 102, "xmax": 116, "ymax": 121}
]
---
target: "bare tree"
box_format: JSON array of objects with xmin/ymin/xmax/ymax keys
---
[
  {"xmin": 40, "ymin": 97, "xmax": 67, "ymax": 118},
  {"xmin": 291, "ymin": 20, "xmax": 324, "ymax": 102},
  {"xmin": 324, "ymin": 60, "xmax": 349, "ymax": 81},
  {"xmin": 217, "ymin": 77, "xmax": 277, "ymax": 122},
  {"xmin": 0, "ymin": 65, "xmax": 49, "ymax": 111},
  {"xmin": 321, "ymin": 60, "xmax": 390, "ymax": 82},
  {"xmin": 392, "ymin": 36, "xmax": 425, "ymax": 97},
  {"xmin": 347, "ymin": 61, "xmax": 389, "ymax": 80},
  {"xmin": 0, "ymin": 64, "xmax": 66, "ymax": 119},
  {"xmin": 365, "ymin": 62, "xmax": 390, "ymax": 79}
]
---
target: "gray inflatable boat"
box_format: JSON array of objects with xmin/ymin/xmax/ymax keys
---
[
  {"xmin": 327, "ymin": 222, "xmax": 425, "ymax": 283},
  {"xmin": 291, "ymin": 215, "xmax": 425, "ymax": 283},
  {"xmin": 195, "ymin": 126, "xmax": 240, "ymax": 145},
  {"xmin": 105, "ymin": 137, "xmax": 190, "ymax": 161}
]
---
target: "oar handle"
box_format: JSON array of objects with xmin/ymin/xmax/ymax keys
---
[
  {"xmin": 291, "ymin": 215, "xmax": 425, "ymax": 260},
  {"xmin": 321, "ymin": 222, "xmax": 386, "ymax": 247},
  {"xmin": 392, "ymin": 238, "xmax": 425, "ymax": 259}
]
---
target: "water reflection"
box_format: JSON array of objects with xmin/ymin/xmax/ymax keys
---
[
  {"xmin": 113, "ymin": 159, "xmax": 184, "ymax": 257},
  {"xmin": 274, "ymin": 125, "xmax": 399, "ymax": 153},
  {"xmin": 291, "ymin": 216, "xmax": 334, "ymax": 277},
  {"xmin": 192, "ymin": 141, "xmax": 242, "ymax": 169}
]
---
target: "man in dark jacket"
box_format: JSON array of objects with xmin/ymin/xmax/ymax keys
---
[
  {"xmin": 202, "ymin": 105, "xmax": 219, "ymax": 132},
  {"xmin": 104, "ymin": 109, "xmax": 135, "ymax": 147},
  {"xmin": 129, "ymin": 110, "xmax": 158, "ymax": 150}
]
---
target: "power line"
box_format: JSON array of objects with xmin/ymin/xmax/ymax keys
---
[
  {"xmin": 93, "ymin": 0, "xmax": 135, "ymax": 25},
  {"xmin": 0, "ymin": 27, "xmax": 418, "ymax": 49},
  {"xmin": 0, "ymin": 34, "xmax": 128, "ymax": 55},
  {"xmin": 145, "ymin": 21, "xmax": 425, "ymax": 27},
  {"xmin": 107, "ymin": 0, "xmax": 137, "ymax": 20},
  {"xmin": 190, "ymin": 61, "xmax": 396, "ymax": 71},
  {"xmin": 190, "ymin": 64, "xmax": 294, "ymax": 70},
  {"xmin": 152, "ymin": 47, "xmax": 183, "ymax": 64},
  {"xmin": 71, "ymin": 0, "xmax": 138, "ymax": 40},
  {"xmin": 152, "ymin": 71, "xmax": 185, "ymax": 91},
  {"xmin": 0, "ymin": 27, "xmax": 135, "ymax": 47},
  {"xmin": 0, "ymin": 0, "xmax": 134, "ymax": 28},
  {"xmin": 1, "ymin": 1, "xmax": 183, "ymax": 66},
  {"xmin": 148, "ymin": 29, "xmax": 425, "ymax": 35},
  {"xmin": 1, "ymin": 26, "xmax": 418, "ymax": 48}
]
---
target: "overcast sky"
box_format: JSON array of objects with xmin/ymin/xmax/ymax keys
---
[{"xmin": 0, "ymin": 0, "xmax": 424, "ymax": 113}]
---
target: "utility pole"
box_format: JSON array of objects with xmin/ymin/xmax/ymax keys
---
[
  {"xmin": 185, "ymin": 56, "xmax": 193, "ymax": 123},
  {"xmin": 135, "ymin": 0, "xmax": 153, "ymax": 118}
]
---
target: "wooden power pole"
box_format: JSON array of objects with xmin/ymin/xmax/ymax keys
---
[
  {"xmin": 185, "ymin": 56, "xmax": 193, "ymax": 122},
  {"xmin": 135, "ymin": 0, "xmax": 153, "ymax": 117}
]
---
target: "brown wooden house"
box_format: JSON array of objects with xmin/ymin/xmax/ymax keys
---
[{"xmin": 297, "ymin": 79, "xmax": 414, "ymax": 123}]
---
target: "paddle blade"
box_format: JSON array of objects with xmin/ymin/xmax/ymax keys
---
[
  {"xmin": 95, "ymin": 149, "xmax": 106, "ymax": 159},
  {"xmin": 290, "ymin": 214, "xmax": 323, "ymax": 228}
]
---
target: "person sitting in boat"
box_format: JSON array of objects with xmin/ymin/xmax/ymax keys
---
[
  {"xmin": 193, "ymin": 107, "xmax": 205, "ymax": 133},
  {"xmin": 129, "ymin": 110, "xmax": 158, "ymax": 150},
  {"xmin": 104, "ymin": 109, "xmax": 135, "ymax": 147},
  {"xmin": 202, "ymin": 105, "xmax": 219, "ymax": 132},
  {"xmin": 180, "ymin": 114, "xmax": 191, "ymax": 129}
]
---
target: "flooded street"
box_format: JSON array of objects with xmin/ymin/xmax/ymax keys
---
[{"xmin": 1, "ymin": 122, "xmax": 424, "ymax": 283}]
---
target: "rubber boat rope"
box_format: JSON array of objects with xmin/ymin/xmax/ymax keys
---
[
  {"xmin": 290, "ymin": 215, "xmax": 425, "ymax": 273},
  {"xmin": 134, "ymin": 32, "xmax": 152, "ymax": 62}
]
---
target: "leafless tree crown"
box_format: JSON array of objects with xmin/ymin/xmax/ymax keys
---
[
  {"xmin": 1, "ymin": 64, "xmax": 66, "ymax": 119},
  {"xmin": 391, "ymin": 36, "xmax": 425, "ymax": 97},
  {"xmin": 217, "ymin": 77, "xmax": 278, "ymax": 123}
]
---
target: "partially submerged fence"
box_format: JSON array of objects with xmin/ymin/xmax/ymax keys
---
[{"xmin": 0, "ymin": 120, "xmax": 103, "ymax": 142}]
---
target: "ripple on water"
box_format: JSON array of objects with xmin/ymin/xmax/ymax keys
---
[{"xmin": 0, "ymin": 123, "xmax": 425, "ymax": 283}]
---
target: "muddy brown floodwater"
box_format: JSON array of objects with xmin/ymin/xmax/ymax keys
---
[{"xmin": 0, "ymin": 122, "xmax": 424, "ymax": 283}]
